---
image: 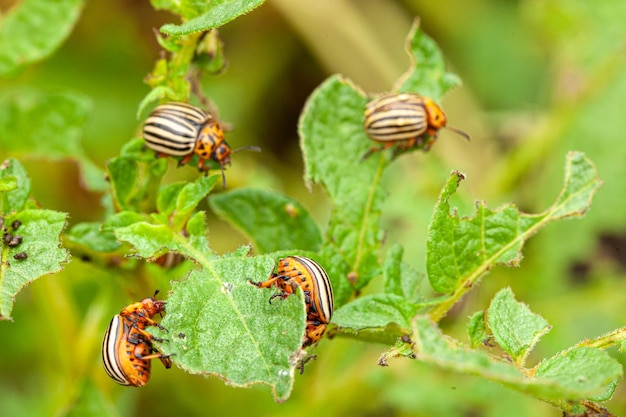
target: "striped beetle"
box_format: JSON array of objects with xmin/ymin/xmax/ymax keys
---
[
  {"xmin": 251, "ymin": 256, "xmax": 334, "ymax": 347},
  {"xmin": 363, "ymin": 92, "xmax": 469, "ymax": 158},
  {"xmin": 102, "ymin": 293, "xmax": 172, "ymax": 387},
  {"xmin": 142, "ymin": 102, "xmax": 259, "ymax": 186}
]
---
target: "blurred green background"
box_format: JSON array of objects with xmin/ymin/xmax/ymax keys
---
[{"xmin": 1, "ymin": 0, "xmax": 626, "ymax": 416}]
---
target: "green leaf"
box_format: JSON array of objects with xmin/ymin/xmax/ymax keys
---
[
  {"xmin": 299, "ymin": 74, "xmax": 383, "ymax": 305},
  {"xmin": 487, "ymin": 288, "xmax": 551, "ymax": 366},
  {"xmin": 467, "ymin": 311, "xmax": 487, "ymax": 348},
  {"xmin": 105, "ymin": 211, "xmax": 150, "ymax": 229},
  {"xmin": 411, "ymin": 316, "xmax": 622, "ymax": 404},
  {"xmin": 157, "ymin": 183, "xmax": 187, "ymax": 216},
  {"xmin": 382, "ymin": 244, "xmax": 403, "ymax": 297},
  {"xmin": 150, "ymin": 0, "xmax": 179, "ymax": 15},
  {"xmin": 186, "ymin": 211, "xmax": 211, "ymax": 254},
  {"xmin": 209, "ymin": 189, "xmax": 322, "ymax": 254},
  {"xmin": 157, "ymin": 253, "xmax": 305, "ymax": 402},
  {"xmin": 106, "ymin": 153, "xmax": 168, "ymax": 214},
  {"xmin": 0, "ymin": 92, "xmax": 106, "ymax": 191},
  {"xmin": 172, "ymin": 175, "xmax": 219, "ymax": 231},
  {"xmin": 65, "ymin": 222, "xmax": 120, "ymax": 253},
  {"xmin": 160, "ymin": 0, "xmax": 266, "ymax": 35},
  {"xmin": 0, "ymin": 176, "xmax": 17, "ymax": 192},
  {"xmin": 106, "ymin": 157, "xmax": 138, "ymax": 212},
  {"xmin": 382, "ymin": 244, "xmax": 424, "ymax": 304},
  {"xmin": 115, "ymin": 222, "xmax": 179, "ymax": 259},
  {"xmin": 0, "ymin": 0, "xmax": 84, "ymax": 77},
  {"xmin": 427, "ymin": 152, "xmax": 602, "ymax": 319},
  {"xmin": 395, "ymin": 18, "xmax": 461, "ymax": 100},
  {"xmin": 120, "ymin": 138, "xmax": 160, "ymax": 162},
  {"xmin": 195, "ymin": 28, "xmax": 228, "ymax": 74},
  {"xmin": 0, "ymin": 159, "xmax": 30, "ymax": 213},
  {"xmin": 0, "ymin": 209, "xmax": 69, "ymax": 320},
  {"xmin": 535, "ymin": 347, "xmax": 622, "ymax": 402},
  {"xmin": 332, "ymin": 294, "xmax": 417, "ymax": 332}
]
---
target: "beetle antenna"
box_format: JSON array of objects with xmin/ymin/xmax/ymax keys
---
[
  {"xmin": 446, "ymin": 126, "xmax": 471, "ymax": 141},
  {"xmin": 219, "ymin": 146, "xmax": 261, "ymax": 188},
  {"xmin": 232, "ymin": 145, "xmax": 262, "ymax": 154},
  {"xmin": 153, "ymin": 289, "xmax": 160, "ymax": 298}
]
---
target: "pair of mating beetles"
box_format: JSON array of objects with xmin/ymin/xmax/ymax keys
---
[{"xmin": 102, "ymin": 256, "xmax": 333, "ymax": 387}]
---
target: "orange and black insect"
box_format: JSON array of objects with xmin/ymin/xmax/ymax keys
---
[
  {"xmin": 102, "ymin": 293, "xmax": 172, "ymax": 387},
  {"xmin": 142, "ymin": 102, "xmax": 260, "ymax": 186},
  {"xmin": 363, "ymin": 92, "xmax": 469, "ymax": 158},
  {"xmin": 252, "ymin": 256, "xmax": 334, "ymax": 347}
]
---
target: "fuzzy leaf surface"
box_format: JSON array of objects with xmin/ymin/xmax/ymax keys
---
[
  {"xmin": 411, "ymin": 317, "xmax": 621, "ymax": 403},
  {"xmin": 332, "ymin": 294, "xmax": 416, "ymax": 332},
  {"xmin": 299, "ymin": 75, "xmax": 381, "ymax": 305},
  {"xmin": 395, "ymin": 18, "xmax": 461, "ymax": 99},
  {"xmin": 210, "ymin": 188, "xmax": 322, "ymax": 254},
  {"xmin": 487, "ymin": 288, "xmax": 550, "ymax": 365},
  {"xmin": 156, "ymin": 253, "xmax": 306, "ymax": 402},
  {"xmin": 160, "ymin": 0, "xmax": 266, "ymax": 35},
  {"xmin": 0, "ymin": 209, "xmax": 68, "ymax": 320},
  {"xmin": 427, "ymin": 152, "xmax": 602, "ymax": 295}
]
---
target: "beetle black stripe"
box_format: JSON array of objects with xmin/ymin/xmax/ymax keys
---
[
  {"xmin": 143, "ymin": 103, "xmax": 210, "ymax": 156},
  {"xmin": 366, "ymin": 113, "xmax": 426, "ymax": 141},
  {"xmin": 364, "ymin": 94, "xmax": 429, "ymax": 142},
  {"xmin": 153, "ymin": 103, "xmax": 208, "ymax": 125},
  {"xmin": 102, "ymin": 315, "xmax": 132, "ymax": 386},
  {"xmin": 292, "ymin": 256, "xmax": 334, "ymax": 323}
]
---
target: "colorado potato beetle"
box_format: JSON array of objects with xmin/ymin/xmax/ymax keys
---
[
  {"xmin": 102, "ymin": 293, "xmax": 172, "ymax": 387},
  {"xmin": 363, "ymin": 92, "xmax": 469, "ymax": 158},
  {"xmin": 142, "ymin": 102, "xmax": 260, "ymax": 186},
  {"xmin": 251, "ymin": 256, "xmax": 334, "ymax": 347}
]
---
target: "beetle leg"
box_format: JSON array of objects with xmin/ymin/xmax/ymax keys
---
[
  {"xmin": 268, "ymin": 292, "xmax": 290, "ymax": 304},
  {"xmin": 178, "ymin": 153, "xmax": 194, "ymax": 167},
  {"xmin": 158, "ymin": 355, "xmax": 173, "ymax": 369},
  {"xmin": 249, "ymin": 275, "xmax": 281, "ymax": 289},
  {"xmin": 360, "ymin": 146, "xmax": 382, "ymax": 161},
  {"xmin": 197, "ymin": 157, "xmax": 211, "ymax": 172},
  {"xmin": 297, "ymin": 354, "xmax": 317, "ymax": 375},
  {"xmin": 135, "ymin": 350, "xmax": 173, "ymax": 365},
  {"xmin": 131, "ymin": 324, "xmax": 169, "ymax": 342},
  {"xmin": 131, "ymin": 312, "xmax": 167, "ymax": 331},
  {"xmin": 303, "ymin": 321, "xmax": 327, "ymax": 347}
]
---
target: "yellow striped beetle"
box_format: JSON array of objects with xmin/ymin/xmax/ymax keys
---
[
  {"xmin": 363, "ymin": 92, "xmax": 469, "ymax": 158},
  {"xmin": 251, "ymin": 256, "xmax": 334, "ymax": 347},
  {"xmin": 142, "ymin": 102, "xmax": 259, "ymax": 186},
  {"xmin": 102, "ymin": 294, "xmax": 172, "ymax": 387}
]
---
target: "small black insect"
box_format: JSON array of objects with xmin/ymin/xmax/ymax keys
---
[
  {"xmin": 8, "ymin": 235, "xmax": 22, "ymax": 248},
  {"xmin": 13, "ymin": 252, "xmax": 27, "ymax": 260},
  {"xmin": 3, "ymin": 233, "xmax": 13, "ymax": 244},
  {"xmin": 11, "ymin": 220, "xmax": 21, "ymax": 230}
]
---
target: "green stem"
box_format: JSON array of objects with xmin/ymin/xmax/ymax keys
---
[
  {"xmin": 352, "ymin": 154, "xmax": 387, "ymax": 282},
  {"xmin": 575, "ymin": 327, "xmax": 626, "ymax": 350}
]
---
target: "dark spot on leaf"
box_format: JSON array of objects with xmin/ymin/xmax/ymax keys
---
[
  {"xmin": 13, "ymin": 252, "xmax": 27, "ymax": 261},
  {"xmin": 8, "ymin": 235, "xmax": 22, "ymax": 247}
]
